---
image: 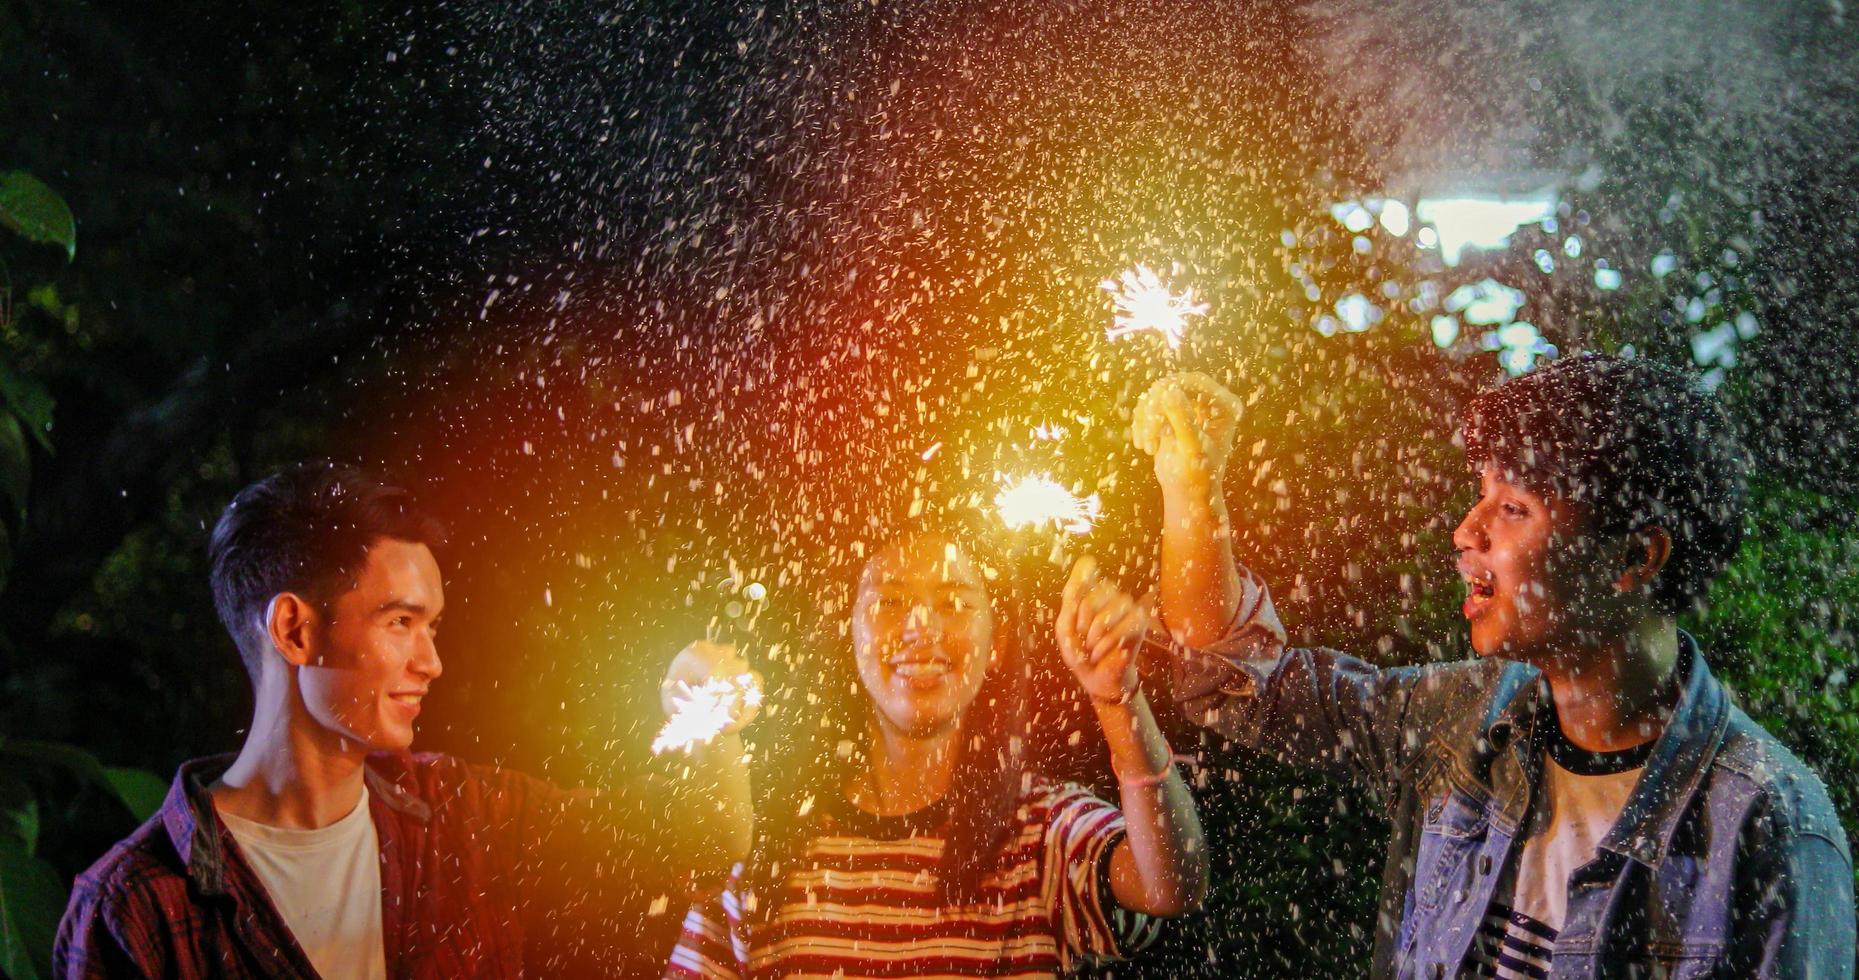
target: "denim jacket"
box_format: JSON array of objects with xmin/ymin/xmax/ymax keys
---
[{"xmin": 1172, "ymin": 567, "xmax": 1855, "ymax": 979}]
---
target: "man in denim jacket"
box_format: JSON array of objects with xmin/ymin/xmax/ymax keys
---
[{"xmin": 1133, "ymin": 357, "xmax": 1853, "ymax": 978}]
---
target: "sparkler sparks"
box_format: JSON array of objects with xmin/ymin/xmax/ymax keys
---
[
  {"xmin": 993, "ymin": 474, "xmax": 1101, "ymax": 535},
  {"xmin": 652, "ymin": 672, "xmax": 763, "ymax": 754},
  {"xmin": 1101, "ymin": 264, "xmax": 1209, "ymax": 350}
]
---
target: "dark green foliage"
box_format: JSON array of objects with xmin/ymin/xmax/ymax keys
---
[
  {"xmin": 0, "ymin": 834, "xmax": 65, "ymax": 980},
  {"xmin": 0, "ymin": 739, "xmax": 165, "ymax": 980},
  {"xmin": 0, "ymin": 171, "xmax": 168, "ymax": 980},
  {"xmin": 0, "ymin": 174, "xmax": 75, "ymax": 262},
  {"xmin": 1697, "ymin": 485, "xmax": 1859, "ymax": 829}
]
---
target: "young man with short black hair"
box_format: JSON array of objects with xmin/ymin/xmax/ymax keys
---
[
  {"xmin": 55, "ymin": 461, "xmax": 753, "ymax": 978},
  {"xmin": 1137, "ymin": 357, "xmax": 1853, "ymax": 977}
]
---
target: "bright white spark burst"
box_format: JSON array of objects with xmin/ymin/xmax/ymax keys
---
[
  {"xmin": 1101, "ymin": 265, "xmax": 1209, "ymax": 350},
  {"xmin": 994, "ymin": 475, "xmax": 1101, "ymax": 535},
  {"xmin": 652, "ymin": 672, "xmax": 763, "ymax": 754}
]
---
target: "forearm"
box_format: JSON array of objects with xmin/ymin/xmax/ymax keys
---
[
  {"xmin": 677, "ymin": 733, "xmax": 755, "ymax": 869},
  {"xmin": 1097, "ymin": 692, "xmax": 1207, "ymax": 915},
  {"xmin": 1160, "ymin": 473, "xmax": 1242, "ymax": 648}
]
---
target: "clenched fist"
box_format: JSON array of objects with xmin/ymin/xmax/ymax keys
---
[
  {"xmin": 1132, "ymin": 372, "xmax": 1243, "ymax": 493},
  {"xmin": 1057, "ymin": 556, "xmax": 1154, "ymax": 705},
  {"xmin": 660, "ymin": 640, "xmax": 762, "ymax": 735}
]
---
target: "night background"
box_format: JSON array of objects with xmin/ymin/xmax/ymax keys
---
[{"xmin": 2, "ymin": 0, "xmax": 1855, "ymax": 975}]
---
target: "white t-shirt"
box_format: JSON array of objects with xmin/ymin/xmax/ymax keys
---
[
  {"xmin": 1469, "ymin": 733, "xmax": 1650, "ymax": 979},
  {"xmin": 218, "ymin": 788, "xmax": 389, "ymax": 980}
]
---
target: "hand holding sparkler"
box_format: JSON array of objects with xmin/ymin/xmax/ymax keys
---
[
  {"xmin": 1132, "ymin": 372, "xmax": 1244, "ymax": 492},
  {"xmin": 655, "ymin": 640, "xmax": 764, "ymax": 754},
  {"xmin": 1137, "ymin": 374, "xmax": 1249, "ymax": 649},
  {"xmin": 1058, "ymin": 555, "xmax": 1209, "ymax": 912},
  {"xmin": 1056, "ymin": 555, "xmax": 1155, "ymax": 705}
]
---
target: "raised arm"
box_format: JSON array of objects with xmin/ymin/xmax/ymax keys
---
[
  {"xmin": 1131, "ymin": 372, "xmax": 1246, "ymax": 647},
  {"xmin": 1133, "ymin": 372, "xmax": 1433, "ymax": 802},
  {"xmin": 454, "ymin": 640, "xmax": 756, "ymax": 958},
  {"xmin": 1057, "ymin": 556, "xmax": 1207, "ymax": 916}
]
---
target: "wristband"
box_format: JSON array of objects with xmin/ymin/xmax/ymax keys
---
[{"xmin": 1114, "ymin": 751, "xmax": 1193, "ymax": 789}]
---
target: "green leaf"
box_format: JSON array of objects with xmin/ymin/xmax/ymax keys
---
[
  {"xmin": 0, "ymin": 833, "xmax": 63, "ymax": 980},
  {"xmin": 0, "ymin": 778, "xmax": 34, "ymax": 856},
  {"xmin": 0, "ymin": 742, "xmax": 107, "ymax": 787},
  {"xmin": 102, "ymin": 768, "xmax": 167, "ymax": 823},
  {"xmin": 0, "ymin": 173, "xmax": 76, "ymax": 262},
  {"xmin": 0, "ymin": 800, "xmax": 36, "ymax": 857},
  {"xmin": 0, "ymin": 415, "xmax": 27, "ymax": 529},
  {"xmin": 0, "ymin": 367, "xmax": 52, "ymax": 454},
  {"xmin": 0, "ymin": 742, "xmax": 164, "ymax": 822}
]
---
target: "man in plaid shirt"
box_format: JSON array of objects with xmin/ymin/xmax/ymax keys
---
[{"xmin": 54, "ymin": 461, "xmax": 753, "ymax": 978}]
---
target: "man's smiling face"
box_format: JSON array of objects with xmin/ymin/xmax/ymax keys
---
[
  {"xmin": 296, "ymin": 538, "xmax": 445, "ymax": 751},
  {"xmin": 1452, "ymin": 465, "xmax": 1615, "ymax": 661}
]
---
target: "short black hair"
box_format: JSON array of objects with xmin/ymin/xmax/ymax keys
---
[
  {"xmin": 1461, "ymin": 353, "xmax": 1747, "ymax": 614},
  {"xmin": 208, "ymin": 461, "xmax": 447, "ymax": 676}
]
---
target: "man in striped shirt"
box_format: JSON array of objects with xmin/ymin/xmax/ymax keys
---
[{"xmin": 666, "ymin": 530, "xmax": 1208, "ymax": 978}]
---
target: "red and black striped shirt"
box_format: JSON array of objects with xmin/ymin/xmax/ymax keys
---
[{"xmin": 665, "ymin": 777, "xmax": 1157, "ymax": 979}]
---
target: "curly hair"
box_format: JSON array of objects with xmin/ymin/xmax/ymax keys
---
[{"xmin": 1461, "ymin": 352, "xmax": 1748, "ymax": 614}]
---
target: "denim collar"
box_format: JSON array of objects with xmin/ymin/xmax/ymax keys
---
[
  {"xmin": 1476, "ymin": 630, "xmax": 1728, "ymax": 868},
  {"xmin": 160, "ymin": 752, "xmax": 433, "ymax": 896}
]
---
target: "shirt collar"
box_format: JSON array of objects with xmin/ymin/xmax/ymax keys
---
[
  {"xmin": 1598, "ymin": 631, "xmax": 1728, "ymax": 867},
  {"xmin": 1480, "ymin": 663, "xmax": 1551, "ymax": 754},
  {"xmin": 160, "ymin": 752, "xmax": 433, "ymax": 895},
  {"xmin": 1476, "ymin": 631, "xmax": 1728, "ymax": 868}
]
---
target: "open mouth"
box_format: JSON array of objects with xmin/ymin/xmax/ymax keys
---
[
  {"xmin": 885, "ymin": 651, "xmax": 955, "ymax": 682},
  {"xmin": 1459, "ymin": 563, "xmax": 1497, "ymax": 620},
  {"xmin": 388, "ymin": 692, "xmax": 426, "ymax": 713}
]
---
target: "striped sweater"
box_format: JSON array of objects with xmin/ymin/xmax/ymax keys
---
[{"xmin": 664, "ymin": 777, "xmax": 1158, "ymax": 978}]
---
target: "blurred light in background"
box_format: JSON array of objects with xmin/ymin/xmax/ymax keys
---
[{"xmin": 1414, "ymin": 195, "xmax": 1556, "ymax": 265}]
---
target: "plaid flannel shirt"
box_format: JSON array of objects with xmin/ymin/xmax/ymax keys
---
[{"xmin": 54, "ymin": 752, "xmax": 631, "ymax": 978}]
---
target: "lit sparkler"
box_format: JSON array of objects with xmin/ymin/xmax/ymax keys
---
[
  {"xmin": 652, "ymin": 672, "xmax": 763, "ymax": 754},
  {"xmin": 994, "ymin": 474, "xmax": 1101, "ymax": 536},
  {"xmin": 1101, "ymin": 264, "xmax": 1208, "ymax": 350}
]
